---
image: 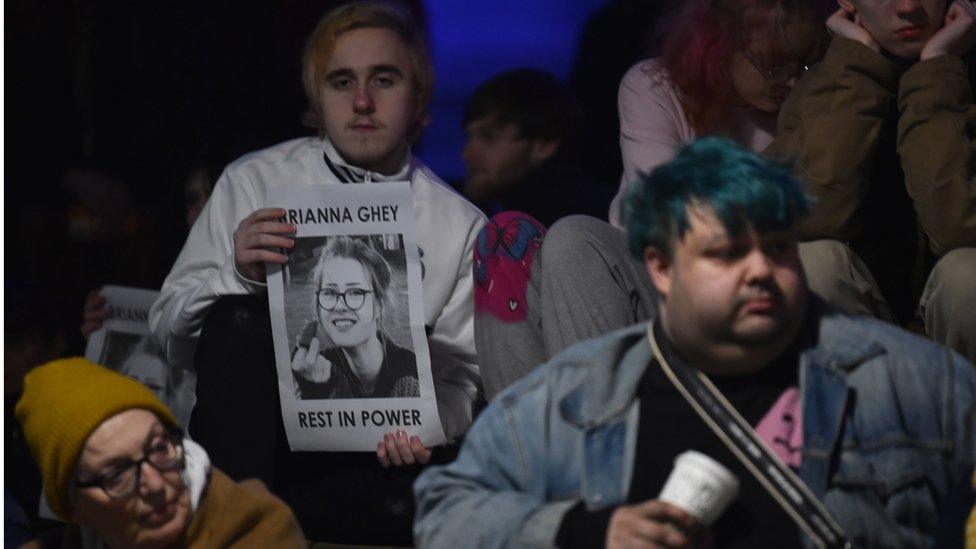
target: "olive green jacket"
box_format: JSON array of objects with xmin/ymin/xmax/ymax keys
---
[{"xmin": 767, "ymin": 36, "xmax": 976, "ymax": 257}]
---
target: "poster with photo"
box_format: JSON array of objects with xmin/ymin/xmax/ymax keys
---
[
  {"xmin": 267, "ymin": 182, "xmax": 446, "ymax": 451},
  {"xmin": 84, "ymin": 286, "xmax": 196, "ymax": 428}
]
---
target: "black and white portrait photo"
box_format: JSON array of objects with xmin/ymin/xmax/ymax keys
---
[
  {"xmin": 284, "ymin": 234, "xmax": 419, "ymax": 400},
  {"xmin": 95, "ymin": 329, "xmax": 195, "ymax": 426},
  {"xmin": 268, "ymin": 183, "xmax": 446, "ymax": 451}
]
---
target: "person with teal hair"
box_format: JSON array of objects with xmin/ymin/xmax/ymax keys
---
[
  {"xmin": 415, "ymin": 136, "xmax": 975, "ymax": 548},
  {"xmin": 623, "ymin": 136, "xmax": 809, "ymax": 259}
]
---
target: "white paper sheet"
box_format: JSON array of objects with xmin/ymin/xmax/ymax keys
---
[{"xmin": 267, "ymin": 182, "xmax": 446, "ymax": 451}]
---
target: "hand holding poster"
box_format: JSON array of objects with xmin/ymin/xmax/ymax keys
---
[
  {"xmin": 267, "ymin": 182, "xmax": 446, "ymax": 451},
  {"xmin": 83, "ymin": 286, "xmax": 196, "ymax": 427}
]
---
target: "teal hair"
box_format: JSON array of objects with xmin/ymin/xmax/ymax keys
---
[{"xmin": 624, "ymin": 137, "xmax": 809, "ymax": 258}]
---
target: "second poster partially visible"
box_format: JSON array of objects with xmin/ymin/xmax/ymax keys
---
[
  {"xmin": 267, "ymin": 182, "xmax": 446, "ymax": 451},
  {"xmin": 84, "ymin": 285, "xmax": 196, "ymax": 427}
]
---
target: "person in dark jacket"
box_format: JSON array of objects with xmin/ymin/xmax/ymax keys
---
[
  {"xmin": 460, "ymin": 68, "xmax": 610, "ymax": 227},
  {"xmin": 766, "ymin": 0, "xmax": 976, "ymax": 361}
]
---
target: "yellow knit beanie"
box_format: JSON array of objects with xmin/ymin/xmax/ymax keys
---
[{"xmin": 15, "ymin": 357, "xmax": 177, "ymax": 520}]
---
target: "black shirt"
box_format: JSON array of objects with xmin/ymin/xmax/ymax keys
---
[{"xmin": 557, "ymin": 326, "xmax": 802, "ymax": 548}]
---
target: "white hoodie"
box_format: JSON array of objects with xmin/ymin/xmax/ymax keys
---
[{"xmin": 149, "ymin": 136, "xmax": 486, "ymax": 438}]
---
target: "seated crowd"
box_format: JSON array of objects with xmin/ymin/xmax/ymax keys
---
[{"xmin": 7, "ymin": 0, "xmax": 976, "ymax": 547}]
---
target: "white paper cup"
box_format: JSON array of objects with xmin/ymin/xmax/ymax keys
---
[{"xmin": 658, "ymin": 451, "xmax": 740, "ymax": 525}]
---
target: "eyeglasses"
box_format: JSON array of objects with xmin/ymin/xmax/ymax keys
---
[
  {"xmin": 742, "ymin": 50, "xmax": 809, "ymax": 86},
  {"xmin": 316, "ymin": 288, "xmax": 373, "ymax": 311},
  {"xmin": 73, "ymin": 428, "xmax": 184, "ymax": 499}
]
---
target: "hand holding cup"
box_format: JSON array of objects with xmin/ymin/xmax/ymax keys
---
[
  {"xmin": 658, "ymin": 451, "xmax": 740, "ymax": 527},
  {"xmin": 606, "ymin": 500, "xmax": 697, "ymax": 549}
]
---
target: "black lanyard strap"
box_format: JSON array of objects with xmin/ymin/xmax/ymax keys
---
[{"xmin": 647, "ymin": 322, "xmax": 849, "ymax": 549}]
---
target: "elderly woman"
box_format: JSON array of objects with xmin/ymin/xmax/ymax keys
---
[
  {"xmin": 16, "ymin": 358, "xmax": 305, "ymax": 548},
  {"xmin": 291, "ymin": 235, "xmax": 419, "ymax": 400}
]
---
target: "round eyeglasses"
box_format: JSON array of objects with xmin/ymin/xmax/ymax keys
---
[
  {"xmin": 73, "ymin": 428, "xmax": 184, "ymax": 499},
  {"xmin": 316, "ymin": 288, "xmax": 373, "ymax": 311},
  {"xmin": 742, "ymin": 49, "xmax": 809, "ymax": 86}
]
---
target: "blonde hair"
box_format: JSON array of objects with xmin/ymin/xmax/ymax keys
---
[{"xmin": 302, "ymin": 1, "xmax": 434, "ymax": 139}]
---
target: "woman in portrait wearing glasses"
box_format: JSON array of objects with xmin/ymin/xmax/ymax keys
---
[
  {"xmin": 291, "ymin": 235, "xmax": 419, "ymax": 400},
  {"xmin": 608, "ymin": 0, "xmax": 825, "ymax": 227},
  {"xmin": 15, "ymin": 358, "xmax": 305, "ymax": 548}
]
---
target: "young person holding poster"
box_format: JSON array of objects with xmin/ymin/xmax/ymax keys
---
[{"xmin": 150, "ymin": 1, "xmax": 485, "ymax": 544}]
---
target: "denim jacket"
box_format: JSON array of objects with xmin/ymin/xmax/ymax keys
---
[{"xmin": 414, "ymin": 308, "xmax": 976, "ymax": 548}]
